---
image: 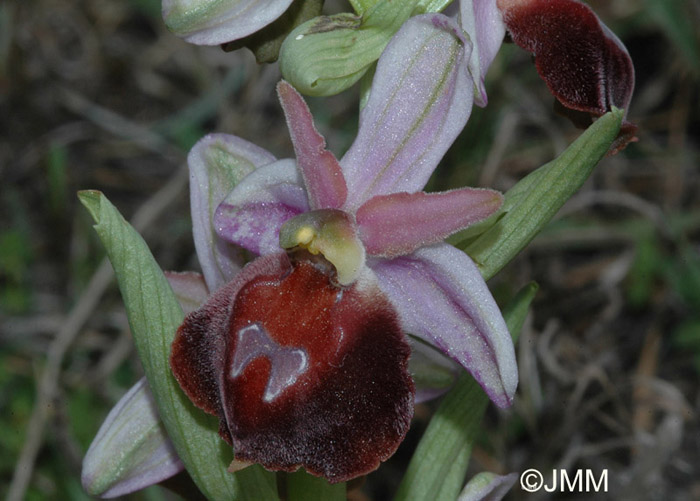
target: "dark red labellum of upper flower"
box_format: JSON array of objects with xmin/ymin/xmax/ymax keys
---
[
  {"xmin": 499, "ymin": 0, "xmax": 637, "ymax": 153},
  {"xmin": 170, "ymin": 253, "xmax": 414, "ymax": 482}
]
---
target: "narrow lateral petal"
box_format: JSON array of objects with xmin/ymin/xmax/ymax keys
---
[
  {"xmin": 460, "ymin": 0, "xmax": 506, "ymax": 106},
  {"xmin": 357, "ymin": 188, "xmax": 503, "ymax": 258},
  {"xmin": 216, "ymin": 202, "xmax": 302, "ymax": 255},
  {"xmin": 163, "ymin": 0, "xmax": 294, "ymax": 46},
  {"xmin": 215, "ymin": 159, "xmax": 309, "ymax": 255},
  {"xmin": 222, "ymin": 262, "xmax": 413, "ymax": 482},
  {"xmin": 189, "ymin": 133, "xmax": 276, "ymax": 291},
  {"xmin": 498, "ymin": 0, "xmax": 636, "ymax": 149},
  {"xmin": 165, "ymin": 271, "xmax": 209, "ymax": 314},
  {"xmin": 277, "ymin": 81, "xmax": 347, "ymax": 210},
  {"xmin": 371, "ymin": 243, "xmax": 517, "ymax": 408},
  {"xmin": 340, "ymin": 14, "xmax": 474, "ymax": 209},
  {"xmin": 82, "ymin": 378, "xmax": 183, "ymax": 498}
]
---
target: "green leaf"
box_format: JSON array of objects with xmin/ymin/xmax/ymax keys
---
[
  {"xmin": 286, "ymin": 469, "xmax": 345, "ymax": 501},
  {"xmin": 279, "ymin": 0, "xmax": 419, "ymax": 96},
  {"xmin": 463, "ymin": 109, "xmax": 624, "ymax": 280},
  {"xmin": 395, "ymin": 282, "xmax": 537, "ymax": 501},
  {"xmin": 78, "ymin": 190, "xmax": 277, "ymax": 501}
]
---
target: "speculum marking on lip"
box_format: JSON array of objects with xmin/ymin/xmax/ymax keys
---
[{"xmin": 230, "ymin": 322, "xmax": 309, "ymax": 402}]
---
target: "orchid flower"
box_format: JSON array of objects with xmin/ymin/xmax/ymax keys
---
[
  {"xmin": 83, "ymin": 13, "xmax": 516, "ymax": 494},
  {"xmin": 168, "ymin": 15, "xmax": 517, "ymax": 483}
]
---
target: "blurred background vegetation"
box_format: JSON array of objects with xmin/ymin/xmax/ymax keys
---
[{"xmin": 1, "ymin": 0, "xmax": 699, "ymax": 499}]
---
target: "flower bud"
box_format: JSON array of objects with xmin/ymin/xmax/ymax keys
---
[{"xmin": 279, "ymin": 0, "xmax": 418, "ymax": 96}]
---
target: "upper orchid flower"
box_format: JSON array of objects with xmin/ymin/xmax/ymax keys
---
[
  {"xmin": 459, "ymin": 0, "xmax": 636, "ymax": 151},
  {"xmin": 167, "ymin": 15, "xmax": 517, "ymax": 483}
]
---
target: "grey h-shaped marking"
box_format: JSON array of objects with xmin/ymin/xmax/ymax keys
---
[{"xmin": 230, "ymin": 323, "xmax": 309, "ymax": 402}]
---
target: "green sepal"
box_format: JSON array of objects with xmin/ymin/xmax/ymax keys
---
[
  {"xmin": 463, "ymin": 108, "xmax": 624, "ymax": 280},
  {"xmin": 348, "ymin": 0, "xmax": 378, "ymax": 15},
  {"xmin": 358, "ymin": 62, "xmax": 376, "ymax": 112},
  {"xmin": 445, "ymin": 209, "xmax": 505, "ymax": 248},
  {"xmin": 416, "ymin": 0, "xmax": 454, "ymax": 13},
  {"xmin": 279, "ymin": 0, "xmax": 419, "ymax": 96},
  {"xmin": 223, "ymin": 0, "xmax": 323, "ymax": 63},
  {"xmin": 78, "ymin": 190, "xmax": 278, "ymax": 501},
  {"xmin": 350, "ymin": 0, "xmax": 453, "ymax": 15},
  {"xmin": 286, "ymin": 469, "xmax": 345, "ymax": 501},
  {"xmin": 395, "ymin": 282, "xmax": 537, "ymax": 501}
]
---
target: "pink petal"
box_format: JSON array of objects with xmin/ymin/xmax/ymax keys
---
[
  {"xmin": 215, "ymin": 159, "xmax": 309, "ymax": 255},
  {"xmin": 460, "ymin": 0, "xmax": 507, "ymax": 106},
  {"xmin": 371, "ymin": 243, "xmax": 517, "ymax": 408},
  {"xmin": 216, "ymin": 201, "xmax": 303, "ymax": 255},
  {"xmin": 277, "ymin": 81, "xmax": 347, "ymax": 210},
  {"xmin": 357, "ymin": 188, "xmax": 503, "ymax": 258},
  {"xmin": 340, "ymin": 15, "xmax": 475, "ymax": 209}
]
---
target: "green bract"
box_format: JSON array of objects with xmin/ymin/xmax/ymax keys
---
[
  {"xmin": 463, "ymin": 108, "xmax": 625, "ymax": 280},
  {"xmin": 279, "ymin": 0, "xmax": 419, "ymax": 96}
]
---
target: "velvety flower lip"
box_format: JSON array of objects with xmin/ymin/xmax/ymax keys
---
[
  {"xmin": 472, "ymin": 0, "xmax": 636, "ymax": 151},
  {"xmin": 214, "ymin": 13, "xmax": 518, "ymax": 410},
  {"xmin": 458, "ymin": 0, "xmax": 636, "ymax": 152},
  {"xmin": 171, "ymin": 252, "xmax": 414, "ymax": 482}
]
